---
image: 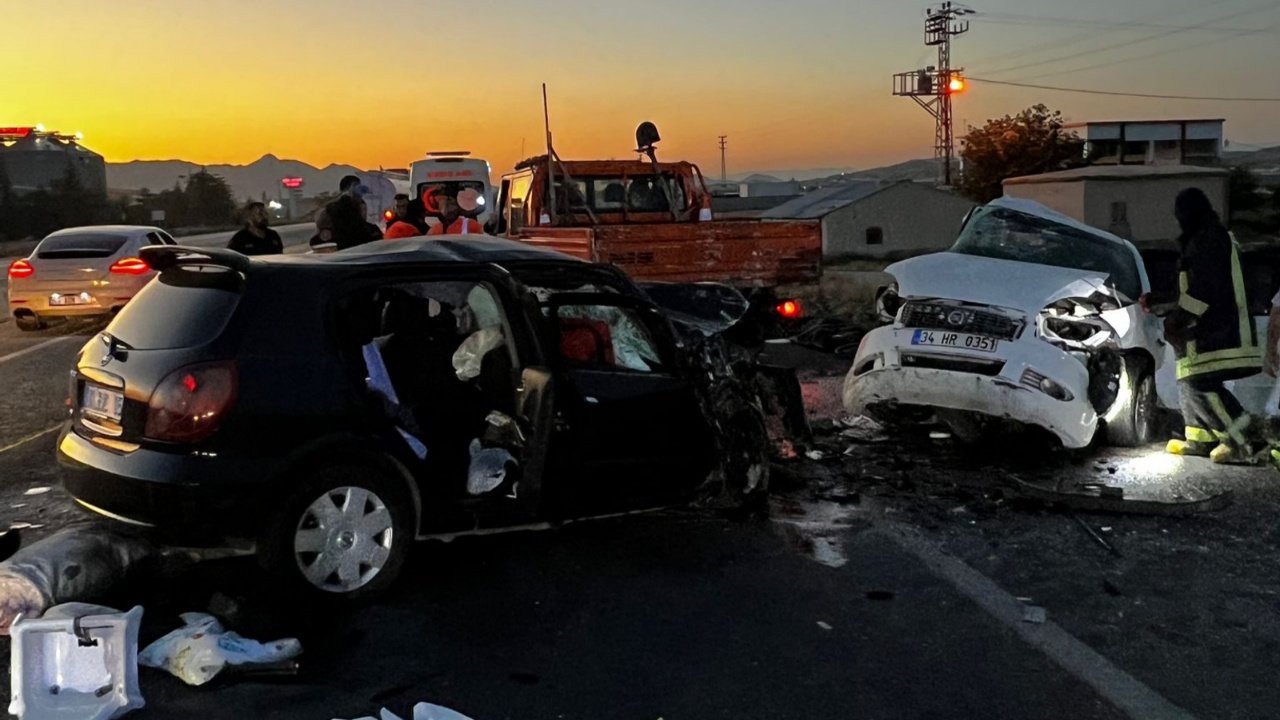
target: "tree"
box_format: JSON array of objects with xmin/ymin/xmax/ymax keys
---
[
  {"xmin": 182, "ymin": 170, "xmax": 236, "ymax": 227},
  {"xmin": 1228, "ymin": 166, "xmax": 1263, "ymax": 214},
  {"xmin": 957, "ymin": 105, "xmax": 1085, "ymax": 203}
]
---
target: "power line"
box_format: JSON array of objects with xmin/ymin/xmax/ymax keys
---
[
  {"xmin": 964, "ymin": 0, "xmax": 1238, "ymax": 73},
  {"xmin": 974, "ymin": 0, "xmax": 1280, "ymax": 77},
  {"xmin": 1013, "ymin": 15, "xmax": 1280, "ymax": 81},
  {"xmin": 971, "ymin": 12, "xmax": 1267, "ymax": 34},
  {"xmin": 968, "ymin": 76, "xmax": 1280, "ymax": 102}
]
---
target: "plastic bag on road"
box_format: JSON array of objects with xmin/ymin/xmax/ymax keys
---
[
  {"xmin": 337, "ymin": 702, "xmax": 475, "ymax": 720},
  {"xmin": 0, "ymin": 527, "xmax": 156, "ymax": 635},
  {"xmin": 139, "ymin": 612, "xmax": 301, "ymax": 686}
]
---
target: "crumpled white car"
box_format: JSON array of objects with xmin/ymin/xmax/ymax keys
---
[{"xmin": 844, "ymin": 197, "xmax": 1167, "ymax": 448}]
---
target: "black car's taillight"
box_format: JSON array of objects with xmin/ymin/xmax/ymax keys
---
[{"xmin": 145, "ymin": 362, "xmax": 237, "ymax": 443}]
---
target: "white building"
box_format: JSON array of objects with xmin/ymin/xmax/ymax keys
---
[{"xmin": 1067, "ymin": 119, "xmax": 1224, "ymax": 167}]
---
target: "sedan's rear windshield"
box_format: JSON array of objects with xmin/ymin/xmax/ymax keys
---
[
  {"xmin": 106, "ymin": 267, "xmax": 244, "ymax": 350},
  {"xmin": 36, "ymin": 233, "xmax": 129, "ymax": 260},
  {"xmin": 950, "ymin": 208, "xmax": 1143, "ymax": 301}
]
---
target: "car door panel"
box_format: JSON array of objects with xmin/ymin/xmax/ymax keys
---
[{"xmin": 544, "ymin": 294, "xmax": 715, "ymax": 515}]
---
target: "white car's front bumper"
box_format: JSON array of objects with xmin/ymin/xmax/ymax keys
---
[{"xmin": 844, "ymin": 325, "xmax": 1099, "ymax": 448}]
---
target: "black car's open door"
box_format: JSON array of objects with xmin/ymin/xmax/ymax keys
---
[{"xmin": 543, "ymin": 293, "xmax": 716, "ymax": 515}]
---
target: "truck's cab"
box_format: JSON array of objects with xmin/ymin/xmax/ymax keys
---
[
  {"xmin": 407, "ymin": 152, "xmax": 494, "ymax": 229},
  {"xmin": 491, "ymin": 157, "xmax": 713, "ymax": 236}
]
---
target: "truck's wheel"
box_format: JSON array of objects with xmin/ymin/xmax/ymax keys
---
[
  {"xmin": 261, "ymin": 464, "xmax": 413, "ymax": 600},
  {"xmin": 1105, "ymin": 359, "xmax": 1156, "ymax": 447}
]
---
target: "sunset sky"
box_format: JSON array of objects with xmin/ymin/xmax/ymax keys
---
[{"xmin": 6, "ymin": 0, "xmax": 1280, "ymax": 177}]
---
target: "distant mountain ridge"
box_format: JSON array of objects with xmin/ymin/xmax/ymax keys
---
[
  {"xmin": 104, "ymin": 154, "xmax": 950, "ymax": 201},
  {"xmin": 107, "ymin": 154, "xmax": 365, "ymax": 201}
]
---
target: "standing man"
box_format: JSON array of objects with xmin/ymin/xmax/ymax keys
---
[
  {"xmin": 1165, "ymin": 187, "xmax": 1263, "ymax": 464},
  {"xmin": 389, "ymin": 193, "xmax": 410, "ymax": 227},
  {"xmin": 339, "ymin": 174, "xmax": 363, "ymax": 198},
  {"xmin": 227, "ymin": 202, "xmax": 283, "ymax": 256}
]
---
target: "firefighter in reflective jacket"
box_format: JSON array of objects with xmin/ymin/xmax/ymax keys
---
[{"xmin": 1164, "ymin": 188, "xmax": 1263, "ymax": 464}]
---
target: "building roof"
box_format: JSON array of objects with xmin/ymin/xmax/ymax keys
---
[
  {"xmin": 761, "ymin": 181, "xmax": 896, "ymax": 220},
  {"xmin": 1004, "ymin": 164, "xmax": 1229, "ymax": 186},
  {"xmin": 711, "ymin": 195, "xmax": 799, "ymax": 214},
  {"xmin": 1063, "ymin": 118, "xmax": 1225, "ymax": 128}
]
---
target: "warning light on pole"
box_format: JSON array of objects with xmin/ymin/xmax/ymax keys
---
[{"xmin": 948, "ymin": 76, "xmax": 966, "ymax": 93}]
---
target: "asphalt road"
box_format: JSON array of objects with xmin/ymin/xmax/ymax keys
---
[
  {"xmin": 178, "ymin": 222, "xmax": 315, "ymax": 252},
  {"xmin": 0, "ymin": 321, "xmax": 1272, "ymax": 717}
]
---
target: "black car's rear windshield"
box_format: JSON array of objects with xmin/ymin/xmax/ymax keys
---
[
  {"xmin": 949, "ymin": 207, "xmax": 1143, "ymax": 301},
  {"xmin": 106, "ymin": 267, "xmax": 244, "ymax": 350},
  {"xmin": 36, "ymin": 233, "xmax": 130, "ymax": 260}
]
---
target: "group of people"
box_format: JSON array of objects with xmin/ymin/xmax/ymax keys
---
[{"xmin": 226, "ymin": 174, "xmax": 488, "ymax": 257}]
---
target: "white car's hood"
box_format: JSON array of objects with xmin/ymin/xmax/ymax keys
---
[{"xmin": 887, "ymin": 252, "xmax": 1112, "ymax": 316}]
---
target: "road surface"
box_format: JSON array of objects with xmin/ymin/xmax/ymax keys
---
[{"xmin": 0, "ymin": 322, "xmax": 1274, "ymax": 717}]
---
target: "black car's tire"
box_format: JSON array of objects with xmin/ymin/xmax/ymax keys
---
[
  {"xmin": 1105, "ymin": 359, "xmax": 1157, "ymax": 447},
  {"xmin": 14, "ymin": 315, "xmax": 43, "ymax": 332},
  {"xmin": 260, "ymin": 464, "xmax": 414, "ymax": 600}
]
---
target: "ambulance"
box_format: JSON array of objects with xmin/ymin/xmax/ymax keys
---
[{"xmin": 407, "ymin": 152, "xmax": 494, "ymax": 228}]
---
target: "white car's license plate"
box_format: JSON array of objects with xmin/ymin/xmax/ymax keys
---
[
  {"xmin": 82, "ymin": 385, "xmax": 124, "ymax": 422},
  {"xmin": 911, "ymin": 329, "xmax": 999, "ymax": 353},
  {"xmin": 50, "ymin": 294, "xmax": 89, "ymax": 306}
]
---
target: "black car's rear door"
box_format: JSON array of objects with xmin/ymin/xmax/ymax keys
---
[{"xmin": 544, "ymin": 293, "xmax": 715, "ymax": 515}]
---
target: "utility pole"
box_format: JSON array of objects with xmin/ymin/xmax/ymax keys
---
[
  {"xmin": 892, "ymin": 3, "xmax": 972, "ymax": 186},
  {"xmin": 718, "ymin": 135, "xmax": 729, "ymax": 182}
]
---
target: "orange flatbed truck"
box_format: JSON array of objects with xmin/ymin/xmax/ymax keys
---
[{"xmin": 488, "ymin": 156, "xmax": 822, "ymax": 307}]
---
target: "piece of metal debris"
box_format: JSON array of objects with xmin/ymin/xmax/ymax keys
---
[
  {"xmin": 1008, "ymin": 476, "xmax": 1232, "ymax": 516},
  {"xmin": 1022, "ymin": 605, "xmax": 1047, "ymax": 624},
  {"xmin": 816, "ymin": 621, "xmax": 833, "ymax": 630},
  {"xmin": 1071, "ymin": 513, "xmax": 1121, "ymax": 557},
  {"xmin": 22, "ymin": 488, "xmax": 50, "ymax": 497}
]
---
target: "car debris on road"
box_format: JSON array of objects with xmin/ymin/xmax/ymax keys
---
[
  {"xmin": 336, "ymin": 702, "xmax": 474, "ymax": 720},
  {"xmin": 9, "ymin": 603, "xmax": 145, "ymax": 720}
]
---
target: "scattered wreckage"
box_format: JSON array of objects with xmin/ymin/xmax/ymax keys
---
[
  {"xmin": 57, "ymin": 239, "xmax": 806, "ymax": 598},
  {"xmin": 845, "ymin": 197, "xmax": 1167, "ymax": 449}
]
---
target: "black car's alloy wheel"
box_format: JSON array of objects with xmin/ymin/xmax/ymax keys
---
[{"xmin": 263, "ymin": 465, "xmax": 412, "ymax": 598}]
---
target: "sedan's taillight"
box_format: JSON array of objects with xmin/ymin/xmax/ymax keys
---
[
  {"xmin": 109, "ymin": 257, "xmax": 150, "ymax": 275},
  {"xmin": 8, "ymin": 259, "xmax": 33, "ymax": 279},
  {"xmin": 145, "ymin": 362, "xmax": 237, "ymax": 443}
]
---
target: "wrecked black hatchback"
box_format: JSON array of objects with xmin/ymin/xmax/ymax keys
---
[{"xmin": 58, "ymin": 238, "xmax": 736, "ymax": 597}]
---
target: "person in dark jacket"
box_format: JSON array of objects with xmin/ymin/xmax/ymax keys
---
[
  {"xmin": 227, "ymin": 202, "xmax": 283, "ymax": 256},
  {"xmin": 1164, "ymin": 187, "xmax": 1263, "ymax": 464},
  {"xmin": 310, "ymin": 195, "xmax": 378, "ymax": 251}
]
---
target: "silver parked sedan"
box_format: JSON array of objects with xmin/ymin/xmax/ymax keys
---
[{"xmin": 6, "ymin": 225, "xmax": 176, "ymax": 331}]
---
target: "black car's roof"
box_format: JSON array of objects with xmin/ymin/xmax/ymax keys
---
[{"xmin": 265, "ymin": 236, "xmax": 583, "ymax": 267}]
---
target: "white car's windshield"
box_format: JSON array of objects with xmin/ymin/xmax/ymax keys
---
[{"xmin": 950, "ymin": 207, "xmax": 1142, "ymax": 301}]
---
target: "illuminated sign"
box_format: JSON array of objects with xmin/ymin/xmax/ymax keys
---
[
  {"xmin": 0, "ymin": 127, "xmax": 33, "ymax": 138},
  {"xmin": 281, "ymin": 177, "xmax": 305, "ymax": 189},
  {"xmin": 426, "ymin": 170, "xmax": 475, "ymax": 179}
]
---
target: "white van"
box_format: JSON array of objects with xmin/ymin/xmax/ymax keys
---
[{"xmin": 407, "ymin": 152, "xmax": 494, "ymax": 228}]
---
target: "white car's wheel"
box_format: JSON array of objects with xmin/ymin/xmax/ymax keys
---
[
  {"xmin": 263, "ymin": 465, "xmax": 412, "ymax": 598},
  {"xmin": 1105, "ymin": 359, "xmax": 1156, "ymax": 447},
  {"xmin": 14, "ymin": 314, "xmax": 44, "ymax": 332}
]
